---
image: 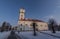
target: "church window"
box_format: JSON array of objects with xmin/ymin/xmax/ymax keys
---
[
  {"xmin": 20, "ymin": 28, "xmax": 22, "ymax": 31},
  {"xmin": 40, "ymin": 25, "xmax": 43, "ymax": 27},
  {"xmin": 30, "ymin": 24, "xmax": 32, "ymax": 26},
  {"xmin": 20, "ymin": 24, "xmax": 22, "ymax": 26},
  {"xmin": 25, "ymin": 24, "xmax": 28, "ymax": 26},
  {"xmin": 45, "ymin": 25, "xmax": 47, "ymax": 27},
  {"xmin": 21, "ymin": 15, "xmax": 23, "ymax": 17}
]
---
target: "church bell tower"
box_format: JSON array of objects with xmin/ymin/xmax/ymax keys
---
[{"xmin": 19, "ymin": 8, "xmax": 25, "ymax": 20}]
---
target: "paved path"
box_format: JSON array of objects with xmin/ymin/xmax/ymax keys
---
[{"xmin": 7, "ymin": 31, "xmax": 21, "ymax": 39}]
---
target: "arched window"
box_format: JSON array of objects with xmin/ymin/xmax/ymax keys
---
[
  {"xmin": 20, "ymin": 24, "xmax": 22, "ymax": 26},
  {"xmin": 25, "ymin": 24, "xmax": 28, "ymax": 26},
  {"xmin": 40, "ymin": 25, "xmax": 43, "ymax": 27},
  {"xmin": 20, "ymin": 28, "xmax": 22, "ymax": 31},
  {"xmin": 45, "ymin": 25, "xmax": 47, "ymax": 27},
  {"xmin": 21, "ymin": 15, "xmax": 23, "ymax": 17}
]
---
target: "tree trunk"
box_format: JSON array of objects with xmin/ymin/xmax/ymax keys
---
[{"xmin": 33, "ymin": 25, "xmax": 36, "ymax": 36}]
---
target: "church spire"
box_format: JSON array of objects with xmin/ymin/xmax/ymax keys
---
[{"xmin": 19, "ymin": 8, "xmax": 25, "ymax": 20}]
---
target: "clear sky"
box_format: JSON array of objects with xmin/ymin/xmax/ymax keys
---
[{"xmin": 0, "ymin": 0, "xmax": 60, "ymax": 26}]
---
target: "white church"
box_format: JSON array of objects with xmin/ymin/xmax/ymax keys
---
[{"xmin": 17, "ymin": 8, "xmax": 48, "ymax": 31}]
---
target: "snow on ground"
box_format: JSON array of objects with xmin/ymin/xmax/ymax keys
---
[
  {"xmin": 0, "ymin": 31, "xmax": 10, "ymax": 39},
  {"xmin": 16, "ymin": 31, "xmax": 60, "ymax": 39},
  {"xmin": 41, "ymin": 31, "xmax": 60, "ymax": 36}
]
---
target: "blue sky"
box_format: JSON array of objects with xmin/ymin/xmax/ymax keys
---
[{"xmin": 0, "ymin": 0, "xmax": 60, "ymax": 26}]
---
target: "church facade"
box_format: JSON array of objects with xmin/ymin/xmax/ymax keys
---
[{"xmin": 18, "ymin": 8, "xmax": 48, "ymax": 31}]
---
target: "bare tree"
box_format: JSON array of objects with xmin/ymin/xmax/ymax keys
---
[
  {"xmin": 48, "ymin": 19, "xmax": 57, "ymax": 33},
  {"xmin": 31, "ymin": 22, "xmax": 37, "ymax": 36},
  {"xmin": 7, "ymin": 23, "xmax": 12, "ymax": 31},
  {"xmin": 1, "ymin": 22, "xmax": 6, "ymax": 32},
  {"xmin": 1, "ymin": 22, "xmax": 12, "ymax": 32},
  {"xmin": 58, "ymin": 24, "xmax": 60, "ymax": 31}
]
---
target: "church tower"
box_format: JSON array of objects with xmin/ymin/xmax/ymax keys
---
[{"xmin": 19, "ymin": 8, "xmax": 25, "ymax": 20}]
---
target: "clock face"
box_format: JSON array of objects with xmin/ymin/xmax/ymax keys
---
[{"xmin": 20, "ymin": 9, "xmax": 25, "ymax": 13}]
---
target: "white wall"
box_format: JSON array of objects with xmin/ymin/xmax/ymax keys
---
[{"xmin": 18, "ymin": 21, "xmax": 48, "ymax": 31}]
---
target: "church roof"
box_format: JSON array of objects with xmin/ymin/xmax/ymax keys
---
[{"xmin": 19, "ymin": 18, "xmax": 45, "ymax": 22}]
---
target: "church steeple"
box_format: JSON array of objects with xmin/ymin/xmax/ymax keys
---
[{"xmin": 19, "ymin": 8, "xmax": 25, "ymax": 20}]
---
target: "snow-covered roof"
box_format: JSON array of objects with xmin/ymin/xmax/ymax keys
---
[{"xmin": 19, "ymin": 18, "xmax": 45, "ymax": 22}]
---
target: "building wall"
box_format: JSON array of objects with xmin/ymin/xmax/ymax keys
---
[
  {"xmin": 18, "ymin": 20, "xmax": 48, "ymax": 31},
  {"xmin": 36, "ymin": 22, "xmax": 48, "ymax": 30}
]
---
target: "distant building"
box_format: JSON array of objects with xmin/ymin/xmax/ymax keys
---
[{"xmin": 18, "ymin": 8, "xmax": 48, "ymax": 31}]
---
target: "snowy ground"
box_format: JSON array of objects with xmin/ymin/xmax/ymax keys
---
[
  {"xmin": 0, "ymin": 31, "xmax": 60, "ymax": 39},
  {"xmin": 0, "ymin": 31, "xmax": 10, "ymax": 39},
  {"xmin": 16, "ymin": 31, "xmax": 60, "ymax": 39},
  {"xmin": 41, "ymin": 31, "xmax": 60, "ymax": 36}
]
